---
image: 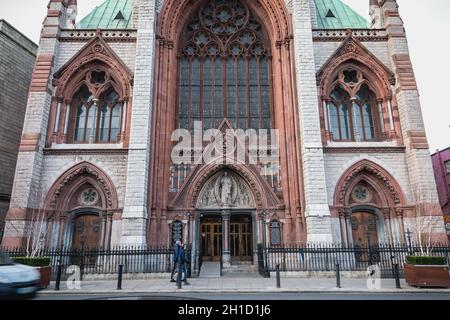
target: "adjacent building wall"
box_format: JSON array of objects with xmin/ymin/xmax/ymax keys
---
[{"xmin": 0, "ymin": 20, "xmax": 38, "ymax": 242}]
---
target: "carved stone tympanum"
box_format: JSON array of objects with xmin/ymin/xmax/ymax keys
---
[{"xmin": 197, "ymin": 171, "xmax": 254, "ymax": 208}]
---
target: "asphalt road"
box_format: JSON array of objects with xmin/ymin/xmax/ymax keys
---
[{"xmin": 33, "ymin": 292, "xmax": 450, "ymax": 300}]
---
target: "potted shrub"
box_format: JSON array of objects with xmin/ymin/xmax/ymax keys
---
[
  {"xmin": 12, "ymin": 257, "xmax": 52, "ymax": 289},
  {"xmin": 404, "ymin": 256, "xmax": 450, "ymax": 288}
]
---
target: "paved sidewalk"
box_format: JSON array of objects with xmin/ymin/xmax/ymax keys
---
[{"xmin": 41, "ymin": 275, "xmax": 450, "ymax": 294}]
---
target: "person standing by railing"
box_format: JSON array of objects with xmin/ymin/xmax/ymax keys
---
[
  {"xmin": 170, "ymin": 240, "xmax": 189, "ymax": 285},
  {"xmin": 170, "ymin": 240, "xmax": 182, "ymax": 282}
]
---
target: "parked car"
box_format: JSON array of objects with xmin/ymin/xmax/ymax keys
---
[{"xmin": 0, "ymin": 251, "xmax": 40, "ymax": 299}]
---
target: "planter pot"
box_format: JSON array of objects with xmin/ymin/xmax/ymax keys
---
[
  {"xmin": 404, "ymin": 264, "xmax": 450, "ymax": 288},
  {"xmin": 36, "ymin": 266, "xmax": 52, "ymax": 289}
]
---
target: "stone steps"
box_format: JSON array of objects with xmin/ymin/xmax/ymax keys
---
[{"xmin": 222, "ymin": 263, "xmax": 258, "ymax": 274}]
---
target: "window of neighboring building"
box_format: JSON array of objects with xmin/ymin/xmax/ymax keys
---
[
  {"xmin": 178, "ymin": 0, "xmax": 272, "ymax": 131},
  {"xmin": 327, "ymin": 69, "xmax": 381, "ymax": 142},
  {"xmin": 446, "ymin": 160, "xmax": 450, "ymax": 173}
]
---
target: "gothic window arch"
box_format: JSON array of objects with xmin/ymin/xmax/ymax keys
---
[
  {"xmin": 178, "ymin": 0, "xmax": 272, "ymax": 131},
  {"xmin": 326, "ymin": 68, "xmax": 382, "ymax": 142},
  {"xmin": 50, "ymin": 37, "xmax": 133, "ymax": 147},
  {"xmin": 68, "ymin": 68, "xmax": 124, "ymax": 143}
]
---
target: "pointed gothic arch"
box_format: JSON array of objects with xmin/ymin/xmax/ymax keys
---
[
  {"xmin": 317, "ymin": 35, "xmax": 401, "ymax": 143},
  {"xmin": 44, "ymin": 161, "xmax": 119, "ymax": 213},
  {"xmin": 169, "ymin": 163, "xmax": 283, "ymax": 210},
  {"xmin": 53, "ymin": 34, "xmax": 133, "ymax": 101},
  {"xmin": 317, "ymin": 34, "xmax": 395, "ymax": 100},
  {"xmin": 333, "ymin": 159, "xmax": 408, "ymax": 245},
  {"xmin": 158, "ymin": 0, "xmax": 292, "ymax": 48},
  {"xmin": 47, "ymin": 34, "xmax": 134, "ymax": 146},
  {"xmin": 149, "ymin": 0, "xmax": 305, "ymax": 246},
  {"xmin": 333, "ymin": 159, "xmax": 406, "ymax": 209}
]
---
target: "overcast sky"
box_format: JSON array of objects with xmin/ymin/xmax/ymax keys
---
[{"xmin": 1, "ymin": 0, "xmax": 449, "ymax": 152}]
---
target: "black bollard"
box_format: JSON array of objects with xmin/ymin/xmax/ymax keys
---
[
  {"xmin": 276, "ymin": 264, "xmax": 281, "ymax": 288},
  {"xmin": 80, "ymin": 261, "xmax": 84, "ymax": 282},
  {"xmin": 393, "ymin": 263, "xmax": 401, "ymax": 289},
  {"xmin": 176, "ymin": 263, "xmax": 182, "ymax": 289},
  {"xmin": 117, "ymin": 264, "xmax": 123, "ymax": 290},
  {"xmin": 336, "ymin": 263, "xmax": 341, "ymax": 288},
  {"xmin": 55, "ymin": 262, "xmax": 62, "ymax": 291}
]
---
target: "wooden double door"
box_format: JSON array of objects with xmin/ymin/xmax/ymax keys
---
[
  {"xmin": 351, "ymin": 212, "xmax": 379, "ymax": 246},
  {"xmin": 351, "ymin": 211, "xmax": 380, "ymax": 263},
  {"xmin": 230, "ymin": 217, "xmax": 253, "ymax": 261},
  {"xmin": 72, "ymin": 214, "xmax": 101, "ymax": 249},
  {"xmin": 200, "ymin": 215, "xmax": 253, "ymax": 262},
  {"xmin": 201, "ymin": 219, "xmax": 223, "ymax": 261}
]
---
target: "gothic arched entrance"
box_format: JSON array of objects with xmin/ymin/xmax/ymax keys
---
[{"xmin": 195, "ymin": 170, "xmax": 257, "ymax": 268}]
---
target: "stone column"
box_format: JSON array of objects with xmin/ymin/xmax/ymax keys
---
[
  {"xmin": 381, "ymin": 0, "xmax": 446, "ymax": 241},
  {"xmin": 222, "ymin": 209, "xmax": 231, "ymax": 267},
  {"xmin": 252, "ymin": 212, "xmax": 258, "ymax": 263},
  {"xmin": 292, "ymin": 0, "xmax": 333, "ymax": 243},
  {"xmin": 191, "ymin": 213, "xmax": 201, "ymax": 276},
  {"xmin": 121, "ymin": 0, "xmax": 157, "ymax": 245}
]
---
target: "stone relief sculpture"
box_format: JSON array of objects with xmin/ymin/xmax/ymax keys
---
[
  {"xmin": 197, "ymin": 171, "xmax": 254, "ymax": 208},
  {"xmin": 219, "ymin": 172, "xmax": 233, "ymax": 206}
]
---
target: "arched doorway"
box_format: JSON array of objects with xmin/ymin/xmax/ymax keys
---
[
  {"xmin": 151, "ymin": 0, "xmax": 302, "ymax": 247},
  {"xmin": 333, "ymin": 160, "xmax": 407, "ymax": 246},
  {"xmin": 196, "ymin": 170, "xmax": 256, "ymax": 268},
  {"xmin": 43, "ymin": 161, "xmax": 119, "ymax": 249}
]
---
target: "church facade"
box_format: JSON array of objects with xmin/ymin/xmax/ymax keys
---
[{"xmin": 1, "ymin": 0, "xmax": 447, "ymax": 267}]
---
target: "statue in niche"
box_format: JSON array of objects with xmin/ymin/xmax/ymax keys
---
[
  {"xmin": 202, "ymin": 189, "xmax": 209, "ymax": 206},
  {"xmin": 242, "ymin": 192, "xmax": 250, "ymax": 206},
  {"xmin": 219, "ymin": 172, "xmax": 233, "ymax": 206},
  {"xmin": 207, "ymin": 186, "xmax": 216, "ymax": 206}
]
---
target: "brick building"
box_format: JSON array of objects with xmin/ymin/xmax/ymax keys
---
[
  {"xmin": 431, "ymin": 147, "xmax": 450, "ymax": 241},
  {"xmin": 0, "ymin": 20, "xmax": 37, "ymax": 242},
  {"xmin": 1, "ymin": 0, "xmax": 446, "ymax": 273}
]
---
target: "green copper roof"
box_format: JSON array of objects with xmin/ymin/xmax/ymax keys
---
[
  {"xmin": 77, "ymin": 0, "xmax": 369, "ymax": 30},
  {"xmin": 315, "ymin": 0, "xmax": 370, "ymax": 29},
  {"xmin": 77, "ymin": 0, "xmax": 133, "ymax": 29}
]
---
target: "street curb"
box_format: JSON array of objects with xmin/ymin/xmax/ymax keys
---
[{"xmin": 39, "ymin": 288, "xmax": 450, "ymax": 295}]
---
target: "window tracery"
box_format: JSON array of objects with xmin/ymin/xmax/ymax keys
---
[{"xmin": 178, "ymin": 0, "xmax": 272, "ymax": 131}]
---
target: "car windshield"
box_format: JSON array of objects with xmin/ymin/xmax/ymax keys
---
[{"xmin": 0, "ymin": 252, "xmax": 13, "ymax": 266}]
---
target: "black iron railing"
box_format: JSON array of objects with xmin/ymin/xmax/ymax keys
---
[
  {"xmin": 2, "ymin": 246, "xmax": 175, "ymax": 279},
  {"xmin": 4, "ymin": 243, "xmax": 450, "ymax": 280},
  {"xmin": 262, "ymin": 243, "xmax": 450, "ymax": 278}
]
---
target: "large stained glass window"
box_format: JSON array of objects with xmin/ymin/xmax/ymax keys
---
[{"xmin": 178, "ymin": 0, "xmax": 272, "ymax": 131}]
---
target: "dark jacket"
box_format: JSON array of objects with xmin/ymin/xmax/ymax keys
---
[
  {"xmin": 178, "ymin": 247, "xmax": 186, "ymax": 264},
  {"xmin": 173, "ymin": 243, "xmax": 183, "ymax": 262}
]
